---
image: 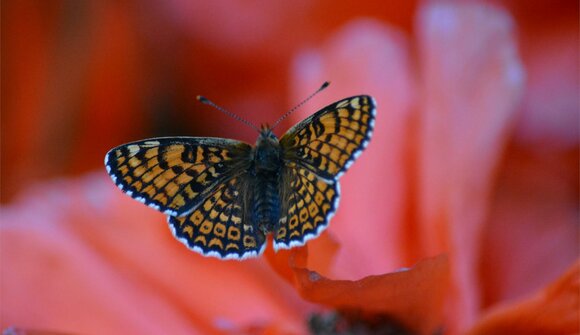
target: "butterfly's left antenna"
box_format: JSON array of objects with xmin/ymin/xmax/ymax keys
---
[
  {"xmin": 197, "ymin": 95, "xmax": 260, "ymax": 132},
  {"xmin": 271, "ymin": 81, "xmax": 330, "ymax": 130}
]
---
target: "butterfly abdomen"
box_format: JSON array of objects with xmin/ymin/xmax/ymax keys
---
[
  {"xmin": 252, "ymin": 172, "xmax": 281, "ymax": 234},
  {"xmin": 251, "ymin": 128, "xmax": 284, "ymax": 234}
]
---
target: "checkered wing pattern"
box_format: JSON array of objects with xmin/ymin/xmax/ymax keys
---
[
  {"xmin": 274, "ymin": 165, "xmax": 339, "ymax": 249},
  {"xmin": 105, "ymin": 137, "xmax": 252, "ymax": 217},
  {"xmin": 279, "ymin": 95, "xmax": 376, "ymax": 181},
  {"xmin": 168, "ymin": 176, "xmax": 266, "ymax": 259},
  {"xmin": 275, "ymin": 96, "xmax": 375, "ymax": 248}
]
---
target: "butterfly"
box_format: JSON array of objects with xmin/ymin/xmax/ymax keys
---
[{"xmin": 105, "ymin": 84, "xmax": 376, "ymax": 260}]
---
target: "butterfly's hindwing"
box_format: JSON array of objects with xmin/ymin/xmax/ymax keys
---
[
  {"xmin": 105, "ymin": 137, "xmax": 252, "ymax": 216},
  {"xmin": 280, "ymin": 95, "xmax": 376, "ymax": 181},
  {"xmin": 168, "ymin": 176, "xmax": 267, "ymax": 259},
  {"xmin": 274, "ymin": 165, "xmax": 339, "ymax": 250}
]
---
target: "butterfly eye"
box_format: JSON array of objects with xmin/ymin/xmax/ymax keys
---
[{"xmin": 296, "ymin": 147, "xmax": 305, "ymax": 156}]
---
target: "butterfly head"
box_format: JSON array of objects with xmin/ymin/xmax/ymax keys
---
[{"xmin": 254, "ymin": 124, "xmax": 281, "ymax": 172}]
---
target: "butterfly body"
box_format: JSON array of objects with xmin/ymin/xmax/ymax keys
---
[
  {"xmin": 105, "ymin": 95, "xmax": 376, "ymax": 259},
  {"xmin": 249, "ymin": 126, "xmax": 284, "ymax": 235}
]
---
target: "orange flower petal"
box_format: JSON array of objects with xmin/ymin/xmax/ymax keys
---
[
  {"xmin": 1, "ymin": 175, "xmax": 307, "ymax": 334},
  {"xmin": 468, "ymin": 260, "xmax": 580, "ymax": 335},
  {"xmin": 289, "ymin": 253, "xmax": 450, "ymax": 335}
]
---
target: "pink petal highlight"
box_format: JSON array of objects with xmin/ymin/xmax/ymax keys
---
[
  {"xmin": 291, "ymin": 19, "xmax": 416, "ymax": 279},
  {"xmin": 416, "ymin": 2, "xmax": 524, "ymax": 331}
]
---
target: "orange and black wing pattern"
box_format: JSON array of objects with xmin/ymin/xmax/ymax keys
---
[
  {"xmin": 275, "ymin": 95, "xmax": 376, "ymax": 248},
  {"xmin": 168, "ymin": 176, "xmax": 266, "ymax": 259},
  {"xmin": 279, "ymin": 95, "xmax": 376, "ymax": 181},
  {"xmin": 274, "ymin": 165, "xmax": 339, "ymax": 249},
  {"xmin": 105, "ymin": 137, "xmax": 252, "ymax": 217}
]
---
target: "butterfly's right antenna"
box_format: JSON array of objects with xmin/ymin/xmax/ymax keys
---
[
  {"xmin": 271, "ymin": 81, "xmax": 330, "ymax": 130},
  {"xmin": 196, "ymin": 95, "xmax": 260, "ymax": 132}
]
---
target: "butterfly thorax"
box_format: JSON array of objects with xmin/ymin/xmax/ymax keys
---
[
  {"xmin": 253, "ymin": 126, "xmax": 282, "ymax": 172},
  {"xmin": 251, "ymin": 126, "xmax": 283, "ymax": 234}
]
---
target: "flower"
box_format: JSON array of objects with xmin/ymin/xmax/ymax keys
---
[{"xmin": 2, "ymin": 1, "xmax": 578, "ymax": 334}]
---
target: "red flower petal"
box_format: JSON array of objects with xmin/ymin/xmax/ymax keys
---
[
  {"xmin": 284, "ymin": 250, "xmax": 450, "ymax": 335},
  {"xmin": 468, "ymin": 260, "xmax": 580, "ymax": 335}
]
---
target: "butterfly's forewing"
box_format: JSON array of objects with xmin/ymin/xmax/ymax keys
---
[
  {"xmin": 275, "ymin": 95, "xmax": 376, "ymax": 248},
  {"xmin": 168, "ymin": 176, "xmax": 267, "ymax": 259},
  {"xmin": 279, "ymin": 95, "xmax": 376, "ymax": 181},
  {"xmin": 105, "ymin": 137, "xmax": 252, "ymax": 217},
  {"xmin": 274, "ymin": 166, "xmax": 339, "ymax": 249}
]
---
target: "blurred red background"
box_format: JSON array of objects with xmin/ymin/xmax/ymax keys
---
[{"xmin": 1, "ymin": 1, "xmax": 578, "ymax": 334}]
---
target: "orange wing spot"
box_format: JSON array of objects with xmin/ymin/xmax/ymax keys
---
[
  {"xmin": 213, "ymin": 223, "xmax": 226, "ymax": 237},
  {"xmin": 200, "ymin": 220, "xmax": 213, "ymax": 234},
  {"xmin": 315, "ymin": 180, "xmax": 327, "ymax": 191},
  {"xmin": 319, "ymin": 143, "xmax": 332, "ymax": 155},
  {"xmin": 183, "ymin": 185, "xmax": 195, "ymax": 198},
  {"xmin": 208, "ymin": 238, "xmax": 224, "ymax": 249},
  {"xmin": 361, "ymin": 114, "xmax": 369, "ymax": 123},
  {"xmin": 133, "ymin": 166, "xmax": 147, "ymax": 177},
  {"xmin": 119, "ymin": 165, "xmax": 129, "ymax": 176},
  {"xmin": 144, "ymin": 147, "xmax": 159, "ymax": 159},
  {"xmin": 194, "ymin": 236, "xmax": 207, "ymax": 246},
  {"xmin": 297, "ymin": 199, "xmax": 305, "ymax": 209},
  {"xmin": 325, "ymin": 189, "xmax": 335, "ymax": 200},
  {"xmin": 308, "ymin": 202, "xmax": 319, "ymax": 217},
  {"xmin": 226, "ymin": 243, "xmax": 239, "ymax": 250},
  {"xmin": 123, "ymin": 176, "xmax": 133, "ymax": 185},
  {"xmin": 314, "ymin": 193, "xmax": 325, "ymax": 206},
  {"xmin": 147, "ymin": 157, "xmax": 159, "ymax": 169},
  {"xmin": 346, "ymin": 143, "xmax": 358, "ymax": 154},
  {"xmin": 164, "ymin": 182, "xmax": 180, "ymax": 198},
  {"xmin": 202, "ymin": 199, "xmax": 213, "ymax": 211},
  {"xmin": 243, "ymin": 236, "xmax": 256, "ymax": 248},
  {"xmin": 301, "ymin": 221, "xmax": 314, "ymax": 233},
  {"xmin": 127, "ymin": 157, "xmax": 142, "ymax": 168},
  {"xmin": 328, "ymin": 149, "xmax": 342, "ymax": 163},
  {"xmin": 299, "ymin": 207, "xmax": 309, "ymax": 221},
  {"xmin": 152, "ymin": 190, "xmax": 167, "ymax": 204},
  {"xmin": 276, "ymin": 227, "xmax": 287, "ymax": 239},
  {"xmin": 313, "ymin": 216, "xmax": 324, "ymax": 226},
  {"xmin": 209, "ymin": 209, "xmax": 219, "ymax": 220},
  {"xmin": 288, "ymin": 216, "xmax": 299, "ymax": 229},
  {"xmin": 132, "ymin": 181, "xmax": 143, "ymax": 191},
  {"xmin": 290, "ymin": 231, "xmax": 301, "ymax": 238},
  {"xmin": 337, "ymin": 108, "xmax": 350, "ymax": 118},
  {"xmin": 175, "ymin": 173, "xmax": 193, "ymax": 186},
  {"xmin": 334, "ymin": 136, "xmax": 348, "ymax": 148},
  {"xmin": 196, "ymin": 147, "xmax": 205, "ymax": 161},
  {"xmin": 191, "ymin": 211, "xmax": 204, "ymax": 226},
  {"xmin": 172, "ymin": 194, "xmax": 186, "ymax": 208},
  {"xmin": 183, "ymin": 225, "xmax": 194, "ymax": 238},
  {"xmin": 227, "ymin": 227, "xmax": 241, "ymax": 241}
]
